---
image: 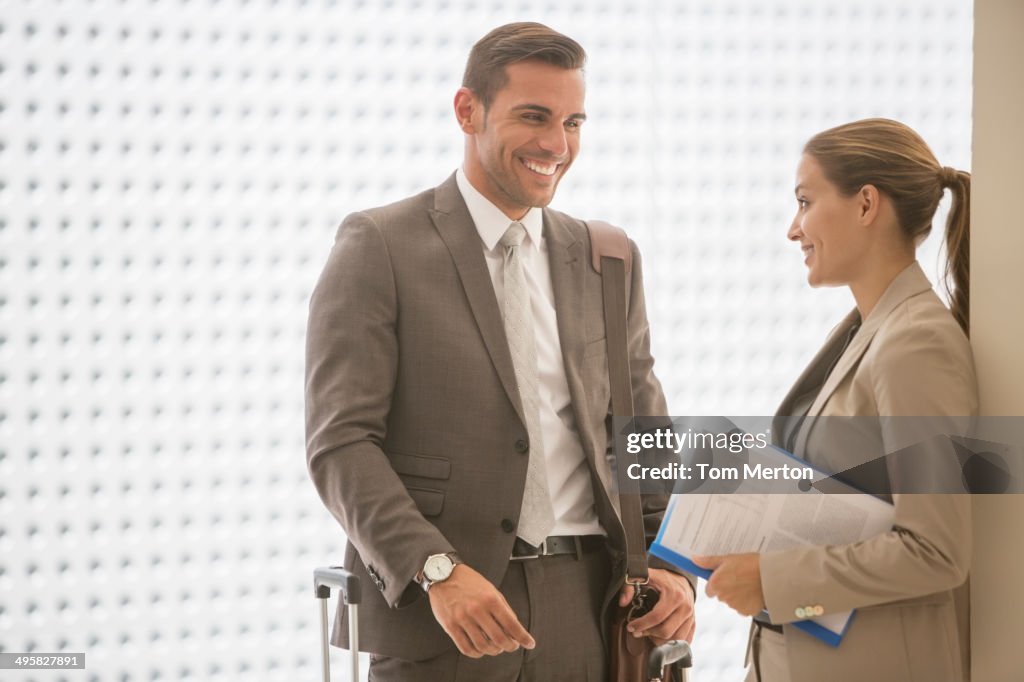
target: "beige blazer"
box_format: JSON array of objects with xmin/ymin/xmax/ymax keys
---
[
  {"xmin": 305, "ymin": 174, "xmax": 678, "ymax": 660},
  {"xmin": 759, "ymin": 262, "xmax": 977, "ymax": 682}
]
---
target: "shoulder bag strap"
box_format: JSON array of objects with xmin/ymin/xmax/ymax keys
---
[{"xmin": 586, "ymin": 220, "xmax": 648, "ymax": 586}]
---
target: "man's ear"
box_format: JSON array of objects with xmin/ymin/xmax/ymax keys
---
[
  {"xmin": 453, "ymin": 87, "xmax": 480, "ymax": 134},
  {"xmin": 858, "ymin": 184, "xmax": 881, "ymax": 226}
]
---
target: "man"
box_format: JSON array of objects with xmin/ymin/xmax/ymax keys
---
[{"xmin": 306, "ymin": 22, "xmax": 695, "ymax": 680}]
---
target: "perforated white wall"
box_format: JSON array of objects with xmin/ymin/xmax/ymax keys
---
[{"xmin": 0, "ymin": 1, "xmax": 972, "ymax": 680}]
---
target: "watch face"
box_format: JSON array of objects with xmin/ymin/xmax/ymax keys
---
[{"xmin": 423, "ymin": 554, "xmax": 454, "ymax": 582}]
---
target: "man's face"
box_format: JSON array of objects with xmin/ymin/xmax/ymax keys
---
[{"xmin": 457, "ymin": 60, "xmax": 586, "ymax": 219}]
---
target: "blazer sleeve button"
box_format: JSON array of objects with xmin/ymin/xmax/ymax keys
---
[
  {"xmin": 501, "ymin": 518, "xmax": 516, "ymax": 533},
  {"xmin": 515, "ymin": 439, "xmax": 529, "ymax": 454},
  {"xmin": 795, "ymin": 607, "xmax": 806, "ymax": 619}
]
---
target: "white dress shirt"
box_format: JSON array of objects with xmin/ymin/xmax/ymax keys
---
[{"xmin": 455, "ymin": 168, "xmax": 604, "ymax": 538}]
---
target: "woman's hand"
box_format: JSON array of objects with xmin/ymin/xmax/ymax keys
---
[{"xmin": 691, "ymin": 553, "xmax": 766, "ymax": 617}]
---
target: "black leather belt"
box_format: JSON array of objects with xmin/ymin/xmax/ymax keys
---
[
  {"xmin": 510, "ymin": 535, "xmax": 606, "ymax": 560},
  {"xmin": 752, "ymin": 617, "xmax": 784, "ymax": 635}
]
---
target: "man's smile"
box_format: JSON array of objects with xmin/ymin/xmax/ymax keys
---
[{"xmin": 519, "ymin": 157, "xmax": 560, "ymax": 177}]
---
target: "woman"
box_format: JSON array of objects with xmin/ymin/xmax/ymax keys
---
[{"xmin": 693, "ymin": 118, "xmax": 976, "ymax": 682}]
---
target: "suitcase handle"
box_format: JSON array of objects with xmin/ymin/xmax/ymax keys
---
[
  {"xmin": 648, "ymin": 640, "xmax": 693, "ymax": 682},
  {"xmin": 314, "ymin": 567, "xmax": 360, "ymax": 682},
  {"xmin": 314, "ymin": 566, "xmax": 362, "ymax": 604}
]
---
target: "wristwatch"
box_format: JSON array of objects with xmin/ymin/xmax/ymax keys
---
[{"xmin": 416, "ymin": 552, "xmax": 462, "ymax": 592}]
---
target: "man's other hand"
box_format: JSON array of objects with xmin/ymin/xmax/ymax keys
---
[
  {"xmin": 427, "ymin": 564, "xmax": 536, "ymax": 658},
  {"xmin": 615, "ymin": 567, "xmax": 696, "ymax": 644}
]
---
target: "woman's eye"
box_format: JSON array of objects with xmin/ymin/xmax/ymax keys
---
[{"xmin": 797, "ymin": 199, "xmax": 809, "ymax": 209}]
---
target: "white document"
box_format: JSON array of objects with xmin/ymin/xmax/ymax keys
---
[
  {"xmin": 660, "ymin": 491, "xmax": 894, "ymax": 558},
  {"xmin": 652, "ymin": 450, "xmax": 895, "ymax": 644}
]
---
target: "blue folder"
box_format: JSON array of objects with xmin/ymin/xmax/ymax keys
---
[{"xmin": 649, "ymin": 528, "xmax": 855, "ymax": 647}]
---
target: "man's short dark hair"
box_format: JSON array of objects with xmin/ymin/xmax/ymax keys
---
[{"xmin": 462, "ymin": 22, "xmax": 587, "ymax": 110}]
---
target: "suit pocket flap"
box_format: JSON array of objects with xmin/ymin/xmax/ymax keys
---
[
  {"xmin": 390, "ymin": 451, "xmax": 451, "ymax": 480},
  {"xmin": 406, "ymin": 487, "xmax": 445, "ymax": 517}
]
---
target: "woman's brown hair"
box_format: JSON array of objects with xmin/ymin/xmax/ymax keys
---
[{"xmin": 804, "ymin": 118, "xmax": 971, "ymax": 334}]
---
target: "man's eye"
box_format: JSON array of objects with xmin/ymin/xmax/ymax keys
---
[
  {"xmin": 797, "ymin": 199, "xmax": 809, "ymax": 209},
  {"xmin": 565, "ymin": 120, "xmax": 582, "ymax": 130},
  {"xmin": 523, "ymin": 113, "xmax": 544, "ymax": 122}
]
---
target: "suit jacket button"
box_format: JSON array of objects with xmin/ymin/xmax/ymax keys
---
[
  {"xmin": 515, "ymin": 439, "xmax": 529, "ymax": 454},
  {"xmin": 501, "ymin": 518, "xmax": 516, "ymax": 533}
]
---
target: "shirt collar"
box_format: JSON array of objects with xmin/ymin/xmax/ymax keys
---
[{"xmin": 455, "ymin": 167, "xmax": 544, "ymax": 251}]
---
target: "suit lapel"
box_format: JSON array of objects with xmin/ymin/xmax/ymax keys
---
[
  {"xmin": 544, "ymin": 210, "xmax": 586, "ymax": 406},
  {"xmin": 805, "ymin": 262, "xmax": 934, "ymax": 421},
  {"xmin": 428, "ymin": 174, "xmax": 525, "ymax": 424},
  {"xmin": 804, "ymin": 316, "xmax": 875, "ymax": 419},
  {"xmin": 543, "ymin": 213, "xmax": 613, "ymax": 488},
  {"xmin": 775, "ymin": 310, "xmax": 860, "ymax": 416},
  {"xmin": 772, "ymin": 308, "xmax": 860, "ymax": 450},
  {"xmin": 793, "ymin": 262, "xmax": 935, "ymax": 454}
]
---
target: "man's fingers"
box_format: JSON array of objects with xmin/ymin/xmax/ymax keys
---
[
  {"xmin": 626, "ymin": 596, "xmax": 673, "ymax": 634},
  {"xmin": 428, "ymin": 565, "xmax": 534, "ymax": 657},
  {"xmin": 490, "ymin": 600, "xmax": 535, "ymax": 650},
  {"xmin": 625, "ymin": 572, "xmax": 696, "ymax": 637},
  {"xmin": 461, "ymin": 622, "xmax": 502, "ymax": 657},
  {"xmin": 650, "ymin": 615, "xmax": 696, "ymax": 646},
  {"xmin": 643, "ymin": 608, "xmax": 692, "ymax": 641},
  {"xmin": 475, "ymin": 613, "xmax": 520, "ymax": 654},
  {"xmin": 447, "ymin": 626, "xmax": 483, "ymax": 659}
]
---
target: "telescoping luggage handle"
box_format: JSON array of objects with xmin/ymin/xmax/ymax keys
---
[
  {"xmin": 648, "ymin": 640, "xmax": 693, "ymax": 682},
  {"xmin": 314, "ymin": 567, "xmax": 361, "ymax": 682}
]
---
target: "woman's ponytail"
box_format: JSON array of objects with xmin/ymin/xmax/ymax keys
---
[{"xmin": 941, "ymin": 167, "xmax": 971, "ymax": 336}]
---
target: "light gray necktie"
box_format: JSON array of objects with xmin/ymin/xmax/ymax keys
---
[{"xmin": 500, "ymin": 221, "xmax": 555, "ymax": 546}]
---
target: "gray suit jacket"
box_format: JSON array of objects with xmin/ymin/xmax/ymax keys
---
[
  {"xmin": 305, "ymin": 174, "xmax": 677, "ymax": 660},
  {"xmin": 760, "ymin": 262, "xmax": 976, "ymax": 682}
]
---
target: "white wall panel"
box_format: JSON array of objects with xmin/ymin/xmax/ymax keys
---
[{"xmin": 0, "ymin": 1, "xmax": 972, "ymax": 680}]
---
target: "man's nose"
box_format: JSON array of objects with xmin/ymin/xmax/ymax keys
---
[{"xmin": 538, "ymin": 123, "xmax": 569, "ymax": 157}]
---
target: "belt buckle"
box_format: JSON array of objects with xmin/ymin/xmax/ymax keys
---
[{"xmin": 510, "ymin": 538, "xmax": 546, "ymax": 561}]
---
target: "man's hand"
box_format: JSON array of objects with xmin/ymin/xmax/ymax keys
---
[
  {"xmin": 615, "ymin": 567, "xmax": 696, "ymax": 644},
  {"xmin": 427, "ymin": 564, "xmax": 535, "ymax": 658},
  {"xmin": 691, "ymin": 553, "xmax": 764, "ymax": 617}
]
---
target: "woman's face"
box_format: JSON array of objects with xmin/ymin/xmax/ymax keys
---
[{"xmin": 787, "ymin": 154, "xmax": 870, "ymax": 287}]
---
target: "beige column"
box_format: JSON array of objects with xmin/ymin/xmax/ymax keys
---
[{"xmin": 971, "ymin": 1, "xmax": 1024, "ymax": 680}]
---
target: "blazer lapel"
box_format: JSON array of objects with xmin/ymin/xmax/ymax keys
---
[
  {"xmin": 543, "ymin": 210, "xmax": 586, "ymax": 406},
  {"xmin": 772, "ymin": 308, "xmax": 861, "ymax": 450},
  {"xmin": 544, "ymin": 211, "xmax": 614, "ymax": 481},
  {"xmin": 793, "ymin": 262, "xmax": 935, "ymax": 454},
  {"xmin": 805, "ymin": 262, "xmax": 935, "ymax": 421},
  {"xmin": 428, "ymin": 174, "xmax": 525, "ymax": 424},
  {"xmin": 804, "ymin": 316, "xmax": 875, "ymax": 419}
]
